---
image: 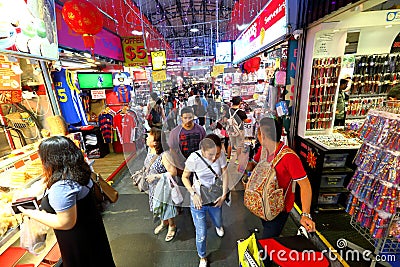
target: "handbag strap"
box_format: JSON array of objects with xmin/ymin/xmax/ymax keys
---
[
  {"xmin": 194, "ymin": 152, "xmax": 219, "ymax": 178},
  {"xmin": 146, "ymin": 153, "xmax": 160, "ymax": 172}
]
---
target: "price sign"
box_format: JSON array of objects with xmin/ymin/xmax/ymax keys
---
[
  {"xmin": 212, "ymin": 64, "xmax": 225, "ymax": 74},
  {"xmin": 90, "ymin": 89, "xmax": 106, "ymax": 99},
  {"xmin": 122, "ymin": 37, "xmax": 148, "ymax": 67},
  {"xmin": 152, "ymin": 70, "xmax": 167, "ymax": 82},
  {"xmin": 151, "ymin": 50, "xmax": 167, "ymax": 71},
  {"xmin": 0, "ymin": 90, "xmax": 21, "ymax": 104}
]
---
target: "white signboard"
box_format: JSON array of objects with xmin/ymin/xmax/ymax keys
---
[{"xmin": 91, "ymin": 89, "xmax": 106, "ymax": 99}]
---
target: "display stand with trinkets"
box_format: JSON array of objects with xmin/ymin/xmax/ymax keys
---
[{"xmin": 345, "ymin": 107, "xmax": 399, "ymax": 265}]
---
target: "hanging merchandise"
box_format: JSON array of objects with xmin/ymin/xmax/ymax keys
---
[
  {"xmin": 346, "ymin": 109, "xmax": 399, "ymax": 256},
  {"xmin": 61, "ymin": 0, "xmax": 104, "ymax": 53},
  {"xmin": 98, "ymin": 108, "xmax": 114, "ymax": 143},
  {"xmin": 112, "ymin": 72, "xmax": 132, "ymax": 103},
  {"xmin": 51, "ymin": 68, "xmax": 88, "ymax": 126},
  {"xmin": 113, "ymin": 109, "xmax": 136, "ymax": 153},
  {"xmin": 306, "ymin": 57, "xmax": 341, "ymax": 131}
]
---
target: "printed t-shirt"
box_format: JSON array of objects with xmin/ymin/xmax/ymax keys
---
[
  {"xmin": 185, "ymin": 150, "xmax": 227, "ymax": 188},
  {"xmin": 52, "ymin": 69, "xmax": 88, "ymax": 125},
  {"xmin": 254, "ymin": 142, "xmax": 307, "ymax": 212},
  {"xmin": 179, "ymin": 125, "xmax": 206, "ymax": 159},
  {"xmin": 113, "ymin": 113, "xmax": 135, "ymax": 144},
  {"xmin": 98, "ymin": 113, "xmax": 113, "ymax": 143}
]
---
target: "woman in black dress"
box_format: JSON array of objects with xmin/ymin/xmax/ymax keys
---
[{"xmin": 18, "ymin": 136, "xmax": 115, "ymax": 267}]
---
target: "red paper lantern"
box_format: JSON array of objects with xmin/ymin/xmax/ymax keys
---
[{"xmin": 62, "ymin": 0, "xmax": 103, "ymax": 50}]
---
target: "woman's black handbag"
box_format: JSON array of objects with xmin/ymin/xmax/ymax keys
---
[{"xmin": 194, "ymin": 152, "xmax": 223, "ymax": 205}]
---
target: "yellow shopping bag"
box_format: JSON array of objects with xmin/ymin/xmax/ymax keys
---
[{"xmin": 237, "ymin": 233, "xmax": 265, "ymax": 267}]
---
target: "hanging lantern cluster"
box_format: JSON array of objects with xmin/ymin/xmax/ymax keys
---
[
  {"xmin": 62, "ymin": 0, "xmax": 103, "ymax": 53},
  {"xmin": 243, "ymin": 57, "xmax": 261, "ymax": 73}
]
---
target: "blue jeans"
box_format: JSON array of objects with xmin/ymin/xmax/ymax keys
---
[
  {"xmin": 190, "ymin": 205, "xmax": 223, "ymax": 258},
  {"xmin": 260, "ymin": 211, "xmax": 289, "ymax": 239}
]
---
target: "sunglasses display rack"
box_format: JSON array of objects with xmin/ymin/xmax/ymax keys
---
[
  {"xmin": 350, "ymin": 54, "xmax": 400, "ymax": 96},
  {"xmin": 345, "ymin": 109, "xmax": 400, "ymax": 255},
  {"xmin": 306, "ymin": 56, "xmax": 341, "ymax": 131},
  {"xmin": 347, "ymin": 53, "xmax": 400, "ymax": 120}
]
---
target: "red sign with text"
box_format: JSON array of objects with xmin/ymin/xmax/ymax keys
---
[{"xmin": 233, "ymin": 0, "xmax": 287, "ymax": 63}]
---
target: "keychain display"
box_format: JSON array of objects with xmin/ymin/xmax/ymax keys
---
[
  {"xmin": 306, "ymin": 56, "xmax": 341, "ymax": 130},
  {"xmin": 346, "ymin": 109, "xmax": 400, "ymax": 250},
  {"xmin": 309, "ymin": 133, "xmax": 362, "ymax": 149}
]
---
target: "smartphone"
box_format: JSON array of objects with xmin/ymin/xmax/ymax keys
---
[{"xmin": 11, "ymin": 197, "xmax": 39, "ymax": 214}]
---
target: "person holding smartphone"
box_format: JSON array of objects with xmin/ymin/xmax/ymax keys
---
[{"xmin": 18, "ymin": 136, "xmax": 115, "ymax": 267}]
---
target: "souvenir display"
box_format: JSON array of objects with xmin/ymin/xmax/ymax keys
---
[
  {"xmin": 309, "ymin": 133, "xmax": 362, "ymax": 149},
  {"xmin": 347, "ymin": 53, "xmax": 400, "ymax": 121},
  {"xmin": 351, "ymin": 54, "xmax": 400, "ymax": 96},
  {"xmin": 346, "ymin": 109, "xmax": 400, "ymax": 251},
  {"xmin": 307, "ymin": 57, "xmax": 341, "ymax": 130}
]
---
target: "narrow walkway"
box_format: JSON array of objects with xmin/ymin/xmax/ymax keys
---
[{"xmin": 101, "ymin": 149, "xmax": 300, "ymax": 267}]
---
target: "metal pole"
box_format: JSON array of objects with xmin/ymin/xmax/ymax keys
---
[
  {"xmin": 137, "ymin": 0, "xmax": 148, "ymax": 50},
  {"xmin": 216, "ymin": 0, "xmax": 219, "ymax": 43}
]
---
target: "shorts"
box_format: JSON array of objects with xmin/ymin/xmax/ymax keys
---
[{"xmin": 230, "ymin": 133, "xmax": 244, "ymax": 149}]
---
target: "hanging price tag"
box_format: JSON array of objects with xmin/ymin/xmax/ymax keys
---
[
  {"xmin": 122, "ymin": 37, "xmax": 148, "ymax": 67},
  {"xmin": 152, "ymin": 70, "xmax": 167, "ymax": 82}
]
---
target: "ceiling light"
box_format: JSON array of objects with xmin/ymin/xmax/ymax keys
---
[
  {"xmin": 131, "ymin": 30, "xmax": 143, "ymax": 35},
  {"xmin": 190, "ymin": 28, "xmax": 199, "ymax": 33},
  {"xmin": 193, "ymin": 46, "xmax": 200, "ymax": 49},
  {"xmin": 385, "ymin": 24, "xmax": 393, "ymax": 28}
]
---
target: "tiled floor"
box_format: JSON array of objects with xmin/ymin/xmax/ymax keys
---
[
  {"xmin": 100, "ymin": 149, "xmax": 398, "ymax": 267},
  {"xmin": 101, "ymin": 149, "xmax": 300, "ymax": 267}
]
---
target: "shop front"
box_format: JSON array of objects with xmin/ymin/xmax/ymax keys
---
[
  {"xmin": 231, "ymin": 0, "xmax": 302, "ymax": 145},
  {"xmin": 294, "ymin": 0, "xmax": 399, "ymax": 264},
  {"xmin": 0, "ymin": 0, "xmax": 65, "ymax": 265}
]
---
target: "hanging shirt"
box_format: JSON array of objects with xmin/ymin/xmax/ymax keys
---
[
  {"xmin": 98, "ymin": 113, "xmax": 114, "ymax": 143},
  {"xmin": 113, "ymin": 85, "xmax": 132, "ymax": 103},
  {"xmin": 51, "ymin": 68, "xmax": 88, "ymax": 125},
  {"xmin": 113, "ymin": 113, "xmax": 135, "ymax": 144}
]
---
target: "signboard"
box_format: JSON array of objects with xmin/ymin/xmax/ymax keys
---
[
  {"xmin": 215, "ymin": 41, "xmax": 232, "ymax": 63},
  {"xmin": 0, "ymin": 91, "xmax": 22, "ymax": 104},
  {"xmin": 213, "ymin": 65, "xmax": 225, "ymax": 74},
  {"xmin": 152, "ymin": 70, "xmax": 167, "ymax": 82},
  {"xmin": 122, "ymin": 37, "xmax": 148, "ymax": 67},
  {"xmin": 390, "ymin": 32, "xmax": 400, "ymax": 53},
  {"xmin": 56, "ymin": 4, "xmax": 123, "ymax": 61},
  {"xmin": 151, "ymin": 50, "xmax": 167, "ymax": 71},
  {"xmin": 90, "ymin": 89, "xmax": 106, "ymax": 99},
  {"xmin": 0, "ymin": 0, "xmax": 58, "ymax": 60},
  {"xmin": 0, "ymin": 57, "xmax": 21, "ymax": 90},
  {"xmin": 233, "ymin": 0, "xmax": 287, "ymax": 64}
]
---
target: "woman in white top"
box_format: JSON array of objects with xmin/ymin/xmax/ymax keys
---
[{"xmin": 182, "ymin": 134, "xmax": 229, "ymax": 267}]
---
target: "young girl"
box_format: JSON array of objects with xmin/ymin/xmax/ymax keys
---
[{"xmin": 181, "ymin": 134, "xmax": 229, "ymax": 267}]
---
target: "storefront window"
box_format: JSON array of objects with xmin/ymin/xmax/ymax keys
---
[{"xmin": 0, "ymin": 56, "xmax": 52, "ymax": 153}]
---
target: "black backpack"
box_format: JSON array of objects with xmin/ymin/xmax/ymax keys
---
[{"xmin": 150, "ymin": 107, "xmax": 162, "ymax": 124}]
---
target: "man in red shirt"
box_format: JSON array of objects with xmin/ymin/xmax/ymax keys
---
[{"xmin": 249, "ymin": 117, "xmax": 315, "ymax": 239}]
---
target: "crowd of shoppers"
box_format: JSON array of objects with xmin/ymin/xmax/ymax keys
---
[
  {"xmin": 138, "ymin": 85, "xmax": 316, "ymax": 267},
  {"xmin": 17, "ymin": 83, "xmax": 316, "ymax": 266}
]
